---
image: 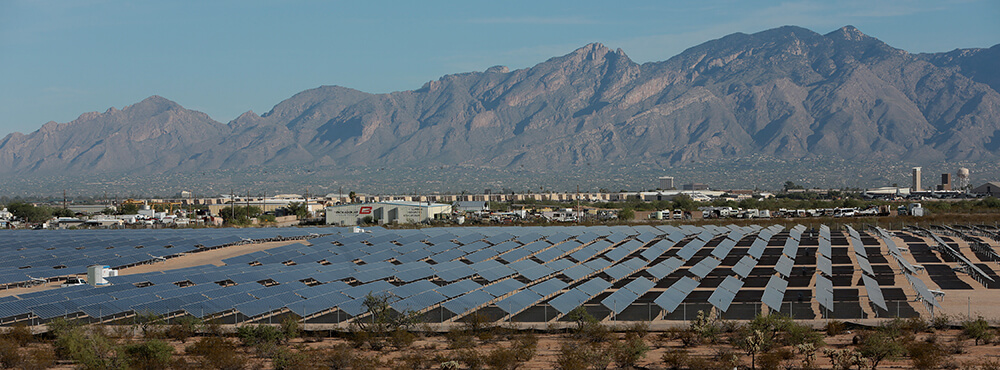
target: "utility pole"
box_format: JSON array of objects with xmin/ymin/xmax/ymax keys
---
[
  {"xmin": 63, "ymin": 189, "xmax": 67, "ymax": 210},
  {"xmin": 230, "ymin": 189, "xmax": 235, "ymax": 223}
]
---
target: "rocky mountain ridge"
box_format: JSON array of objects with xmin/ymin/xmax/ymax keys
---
[{"xmin": 2, "ymin": 25, "xmax": 998, "ymax": 186}]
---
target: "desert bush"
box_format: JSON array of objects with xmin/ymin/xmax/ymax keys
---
[
  {"xmin": 824, "ymin": 348, "xmax": 862, "ymax": 370},
  {"xmin": 758, "ymin": 347, "xmax": 794, "ymax": 370},
  {"xmin": 167, "ymin": 316, "xmax": 202, "ymax": 343},
  {"xmin": 21, "ymin": 346, "xmax": 55, "ymax": 370},
  {"xmin": 122, "ymin": 339, "xmax": 174, "ymax": 370},
  {"xmin": 856, "ymin": 330, "xmax": 904, "ymax": 369},
  {"xmin": 280, "ymin": 316, "xmax": 301, "ymax": 339},
  {"xmin": 445, "ymin": 327, "xmax": 476, "ymax": 349},
  {"xmin": 389, "ymin": 328, "xmax": 417, "ymax": 349},
  {"xmin": 390, "ymin": 350, "xmax": 435, "ymax": 370},
  {"xmin": 4, "ymin": 322, "xmax": 34, "ymax": 346},
  {"xmin": 689, "ymin": 310, "xmax": 722, "ymax": 344},
  {"xmin": 132, "ymin": 311, "xmax": 167, "ymax": 339},
  {"xmin": 567, "ymin": 306, "xmax": 612, "ymax": 343},
  {"xmin": 237, "ymin": 324, "xmax": 287, "ymax": 356},
  {"xmin": 611, "ymin": 333, "xmax": 649, "ymax": 369},
  {"xmin": 907, "ymin": 341, "xmax": 948, "ymax": 370},
  {"xmin": 54, "ymin": 324, "xmax": 127, "ymax": 370},
  {"xmin": 321, "ymin": 342, "xmax": 382, "ymax": 370},
  {"xmin": 186, "ymin": 336, "xmax": 248, "ymax": 370},
  {"xmin": 962, "ymin": 316, "xmax": 994, "ymax": 345},
  {"xmin": 931, "ymin": 313, "xmax": 952, "ymax": 331},
  {"xmin": 0, "ymin": 338, "xmax": 21, "ymax": 368},
  {"xmin": 456, "ymin": 348, "xmax": 485, "ymax": 370},
  {"xmin": 905, "ymin": 316, "xmax": 930, "ymax": 333},
  {"xmin": 661, "ymin": 348, "xmax": 689, "ymax": 369},
  {"xmin": 825, "ymin": 320, "xmax": 846, "ymax": 336},
  {"xmin": 713, "ymin": 348, "xmax": 741, "ymax": 369},
  {"xmin": 622, "ymin": 321, "xmax": 650, "ymax": 339},
  {"xmin": 555, "ymin": 341, "xmax": 611, "ymax": 370}
]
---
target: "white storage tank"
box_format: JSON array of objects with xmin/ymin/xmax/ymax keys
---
[{"xmin": 87, "ymin": 265, "xmax": 115, "ymax": 286}]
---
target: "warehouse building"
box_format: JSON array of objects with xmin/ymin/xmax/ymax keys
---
[{"xmin": 325, "ymin": 201, "xmax": 452, "ymax": 226}]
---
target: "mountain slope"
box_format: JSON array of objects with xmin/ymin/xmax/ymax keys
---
[{"xmin": 1, "ymin": 25, "xmax": 999, "ymax": 184}]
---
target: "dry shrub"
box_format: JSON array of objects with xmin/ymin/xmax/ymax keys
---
[
  {"xmin": 321, "ymin": 343, "xmax": 382, "ymax": 369},
  {"xmin": 389, "ymin": 329, "xmax": 416, "ymax": 349},
  {"xmin": 661, "ymin": 348, "xmax": 689, "ymax": 369},
  {"xmin": 825, "ymin": 319, "xmax": 846, "ymax": 336},
  {"xmin": 391, "ymin": 350, "xmax": 435, "ymax": 370},
  {"xmin": 185, "ymin": 336, "xmax": 248, "ymax": 370},
  {"xmin": 908, "ymin": 341, "xmax": 948, "ymax": 370},
  {"xmin": 555, "ymin": 341, "xmax": 611, "ymax": 370},
  {"xmin": 0, "ymin": 338, "xmax": 21, "ymax": 368},
  {"xmin": 758, "ymin": 347, "xmax": 794, "ymax": 370},
  {"xmin": 611, "ymin": 333, "xmax": 649, "ymax": 369},
  {"xmin": 445, "ymin": 328, "xmax": 475, "ymax": 349},
  {"xmin": 21, "ymin": 346, "xmax": 55, "ymax": 370},
  {"xmin": 4, "ymin": 323, "xmax": 34, "ymax": 346}
]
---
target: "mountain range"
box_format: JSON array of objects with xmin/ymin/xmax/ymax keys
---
[{"xmin": 2, "ymin": 25, "xmax": 999, "ymax": 193}]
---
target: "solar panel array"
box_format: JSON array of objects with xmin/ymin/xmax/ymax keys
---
[
  {"xmin": 919, "ymin": 227, "xmax": 995, "ymax": 286},
  {"xmin": 0, "ymin": 228, "xmax": 323, "ymax": 287},
  {"xmin": 0, "ymin": 223, "xmax": 952, "ymax": 324},
  {"xmin": 846, "ymin": 226, "xmax": 887, "ymax": 310}
]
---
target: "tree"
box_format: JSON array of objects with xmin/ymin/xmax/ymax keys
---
[
  {"xmin": 117, "ymin": 203, "xmax": 140, "ymax": 215},
  {"xmin": 962, "ymin": 317, "xmax": 994, "ymax": 345},
  {"xmin": 351, "ymin": 292, "xmax": 422, "ymax": 351},
  {"xmin": 671, "ymin": 194, "xmax": 695, "ymax": 211},
  {"xmin": 857, "ymin": 330, "xmax": 904, "ymax": 369},
  {"xmin": 6, "ymin": 202, "xmax": 52, "ymax": 223},
  {"xmin": 218, "ymin": 205, "xmax": 263, "ymax": 226},
  {"xmin": 284, "ymin": 202, "xmax": 310, "ymax": 219},
  {"xmin": 618, "ymin": 208, "xmax": 634, "ymax": 221}
]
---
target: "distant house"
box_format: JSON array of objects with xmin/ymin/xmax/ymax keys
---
[
  {"xmin": 454, "ymin": 201, "xmax": 489, "ymax": 213},
  {"xmin": 971, "ymin": 182, "xmax": 1000, "ymax": 196}
]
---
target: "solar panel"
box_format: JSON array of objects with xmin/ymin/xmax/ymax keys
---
[
  {"xmin": 817, "ymin": 255, "xmax": 832, "ymax": 277},
  {"xmin": 782, "ymin": 238, "xmax": 799, "ymax": 257},
  {"xmin": 761, "ymin": 287, "xmax": 784, "ymax": 311},
  {"xmin": 548, "ymin": 289, "xmax": 590, "ymax": 314},
  {"xmin": 818, "ymin": 238, "xmax": 832, "ymax": 258},
  {"xmin": 653, "ymin": 277, "xmax": 699, "ymax": 312},
  {"xmin": 707, "ymin": 288, "xmax": 737, "ymax": 312},
  {"xmin": 904, "ymin": 273, "xmax": 942, "ymax": 309},
  {"xmin": 689, "ymin": 257, "xmax": 721, "ymax": 278},
  {"xmin": 774, "ymin": 255, "xmax": 794, "ymax": 277},
  {"xmin": 530, "ymin": 278, "xmax": 568, "ymax": 297},
  {"xmin": 712, "ymin": 238, "xmax": 737, "ymax": 259},
  {"xmin": 748, "ymin": 238, "xmax": 767, "ymax": 259},
  {"xmin": 732, "ymin": 255, "xmax": 758, "ymax": 278},
  {"xmin": 646, "ymin": 257, "xmax": 684, "ymax": 279},
  {"xmin": 601, "ymin": 288, "xmax": 639, "ymax": 314},
  {"xmin": 862, "ymin": 274, "xmax": 887, "ymax": 311},
  {"xmin": 856, "ymin": 256, "xmax": 874, "ymax": 277},
  {"xmin": 718, "ymin": 276, "xmax": 744, "ymax": 294},
  {"xmin": 497, "ymin": 289, "xmax": 542, "ymax": 314},
  {"xmin": 623, "ymin": 277, "xmax": 655, "ymax": 296},
  {"xmin": 676, "ymin": 239, "xmax": 705, "ymax": 261}
]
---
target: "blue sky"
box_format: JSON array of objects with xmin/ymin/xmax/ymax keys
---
[{"xmin": 1, "ymin": 0, "xmax": 997, "ymax": 136}]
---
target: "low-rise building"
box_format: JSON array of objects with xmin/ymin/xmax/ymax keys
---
[{"xmin": 325, "ymin": 201, "xmax": 451, "ymax": 226}]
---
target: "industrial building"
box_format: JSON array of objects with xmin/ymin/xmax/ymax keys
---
[
  {"xmin": 912, "ymin": 167, "xmax": 922, "ymax": 192},
  {"xmin": 325, "ymin": 201, "xmax": 452, "ymax": 226}
]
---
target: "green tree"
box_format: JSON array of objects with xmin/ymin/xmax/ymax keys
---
[
  {"xmin": 857, "ymin": 330, "xmax": 904, "ymax": 369},
  {"xmin": 117, "ymin": 203, "xmax": 140, "ymax": 215},
  {"xmin": 962, "ymin": 317, "xmax": 994, "ymax": 345},
  {"xmin": 618, "ymin": 208, "xmax": 635, "ymax": 221},
  {"xmin": 6, "ymin": 202, "xmax": 52, "ymax": 223},
  {"xmin": 218, "ymin": 205, "xmax": 263, "ymax": 226},
  {"xmin": 122, "ymin": 340, "xmax": 173, "ymax": 370},
  {"xmin": 671, "ymin": 194, "xmax": 695, "ymax": 211},
  {"xmin": 284, "ymin": 202, "xmax": 310, "ymax": 219}
]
